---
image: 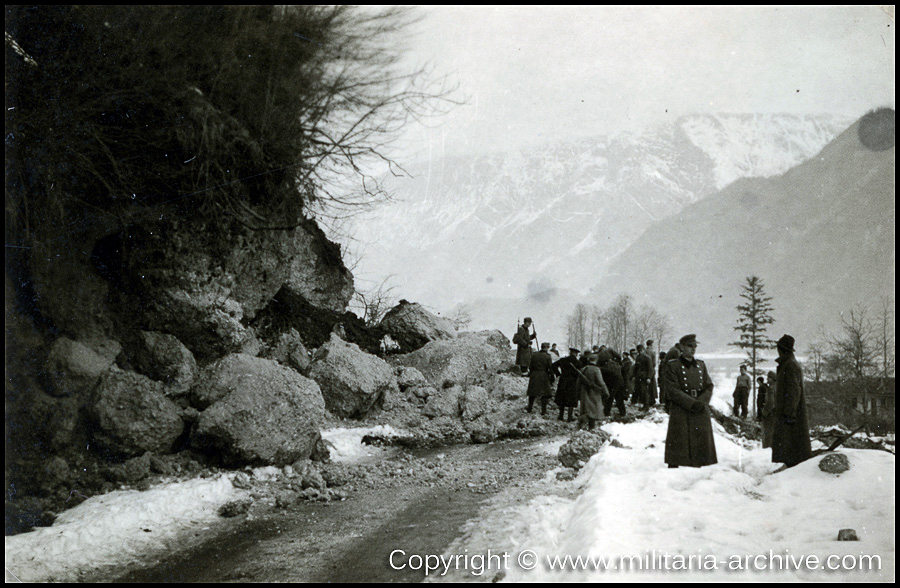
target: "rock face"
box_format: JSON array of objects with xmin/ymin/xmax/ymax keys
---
[
  {"xmin": 818, "ymin": 453, "xmax": 851, "ymax": 475},
  {"xmin": 191, "ymin": 354, "xmax": 325, "ymax": 466},
  {"xmin": 378, "ymin": 301, "xmax": 456, "ymax": 352},
  {"xmin": 558, "ymin": 429, "xmax": 611, "ymax": 469},
  {"xmin": 395, "ymin": 331, "xmax": 511, "ymax": 387},
  {"xmin": 88, "ymin": 369, "xmax": 186, "ymax": 457},
  {"xmin": 308, "ymin": 333, "xmax": 399, "ymax": 419}
]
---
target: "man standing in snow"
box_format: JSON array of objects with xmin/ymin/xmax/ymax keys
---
[
  {"xmin": 732, "ymin": 364, "xmax": 752, "ymax": 418},
  {"xmin": 661, "ymin": 334, "xmax": 717, "ymax": 468},
  {"xmin": 771, "ymin": 334, "xmax": 812, "ymax": 468},
  {"xmin": 632, "ymin": 344, "xmax": 652, "ymax": 408},
  {"xmin": 552, "ymin": 347, "xmax": 582, "ymax": 422},
  {"xmin": 577, "ymin": 353, "xmax": 609, "ymax": 430},
  {"xmin": 646, "ymin": 339, "xmax": 658, "ymax": 407},
  {"xmin": 513, "ymin": 317, "xmax": 536, "ymax": 376}
]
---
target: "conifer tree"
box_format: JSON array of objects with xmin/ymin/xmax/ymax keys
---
[{"xmin": 730, "ymin": 276, "xmax": 776, "ymax": 418}]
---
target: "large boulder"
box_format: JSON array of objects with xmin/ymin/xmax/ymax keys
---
[
  {"xmin": 378, "ymin": 301, "xmax": 456, "ymax": 352},
  {"xmin": 191, "ymin": 354, "xmax": 325, "ymax": 466},
  {"xmin": 260, "ymin": 327, "xmax": 311, "ymax": 374},
  {"xmin": 395, "ymin": 331, "xmax": 512, "ymax": 388},
  {"xmin": 88, "ymin": 368, "xmax": 186, "ymax": 458},
  {"xmin": 44, "ymin": 336, "xmax": 118, "ymax": 398},
  {"xmin": 124, "ymin": 331, "xmax": 198, "ymax": 397},
  {"xmin": 308, "ymin": 333, "xmax": 399, "ymax": 419},
  {"xmin": 422, "ymin": 385, "xmax": 463, "ymax": 419}
]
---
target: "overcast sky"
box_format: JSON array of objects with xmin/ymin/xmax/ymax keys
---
[{"xmin": 396, "ymin": 5, "xmax": 895, "ymax": 160}]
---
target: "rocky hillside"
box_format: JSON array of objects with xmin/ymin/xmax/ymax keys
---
[
  {"xmin": 596, "ymin": 108, "xmax": 895, "ymax": 349},
  {"xmin": 347, "ymin": 113, "xmax": 852, "ymax": 311}
]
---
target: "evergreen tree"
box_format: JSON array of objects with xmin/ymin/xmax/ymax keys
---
[{"xmin": 730, "ymin": 276, "xmax": 776, "ymax": 417}]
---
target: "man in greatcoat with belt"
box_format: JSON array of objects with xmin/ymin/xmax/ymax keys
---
[
  {"xmin": 661, "ymin": 334, "xmax": 717, "ymax": 468},
  {"xmin": 526, "ymin": 342, "xmax": 555, "ymax": 415},
  {"xmin": 632, "ymin": 344, "xmax": 652, "ymax": 408},
  {"xmin": 771, "ymin": 334, "xmax": 812, "ymax": 468},
  {"xmin": 514, "ymin": 317, "xmax": 536, "ymax": 376},
  {"xmin": 552, "ymin": 347, "xmax": 582, "ymax": 422}
]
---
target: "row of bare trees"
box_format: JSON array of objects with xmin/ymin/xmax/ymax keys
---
[
  {"xmin": 566, "ymin": 293, "xmax": 672, "ymax": 352},
  {"xmin": 806, "ymin": 297, "xmax": 895, "ymax": 384}
]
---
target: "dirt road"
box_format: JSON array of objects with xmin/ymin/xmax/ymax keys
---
[{"xmin": 108, "ymin": 438, "xmax": 565, "ymax": 583}]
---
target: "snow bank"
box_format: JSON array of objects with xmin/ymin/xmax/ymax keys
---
[{"xmin": 5, "ymin": 474, "xmax": 240, "ymax": 582}]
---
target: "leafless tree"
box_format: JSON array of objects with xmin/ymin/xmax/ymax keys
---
[
  {"xmin": 350, "ymin": 276, "xmax": 397, "ymax": 326},
  {"xmin": 824, "ymin": 303, "xmax": 879, "ymax": 380}
]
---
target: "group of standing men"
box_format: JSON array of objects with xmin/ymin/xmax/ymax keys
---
[{"xmin": 514, "ymin": 319, "xmax": 813, "ymax": 469}]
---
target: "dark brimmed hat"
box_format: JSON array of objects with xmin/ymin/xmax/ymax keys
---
[
  {"xmin": 523, "ymin": 317, "xmax": 532, "ymax": 323},
  {"xmin": 569, "ymin": 347, "xmax": 581, "ymax": 354},
  {"xmin": 541, "ymin": 342, "xmax": 551, "ymax": 350},
  {"xmin": 776, "ymin": 334, "xmax": 795, "ymax": 352},
  {"xmin": 679, "ymin": 334, "xmax": 698, "ymax": 346}
]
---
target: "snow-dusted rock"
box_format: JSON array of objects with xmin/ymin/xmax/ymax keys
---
[
  {"xmin": 191, "ymin": 355, "xmax": 325, "ymax": 466},
  {"xmin": 819, "ymin": 453, "xmax": 851, "ymax": 475},
  {"xmin": 558, "ymin": 429, "xmax": 611, "ymax": 469},
  {"xmin": 378, "ymin": 301, "xmax": 456, "ymax": 352},
  {"xmin": 89, "ymin": 368, "xmax": 185, "ymax": 457},
  {"xmin": 308, "ymin": 333, "xmax": 399, "ymax": 419}
]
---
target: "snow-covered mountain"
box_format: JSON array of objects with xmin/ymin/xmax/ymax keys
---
[{"xmin": 345, "ymin": 113, "xmax": 854, "ymax": 338}]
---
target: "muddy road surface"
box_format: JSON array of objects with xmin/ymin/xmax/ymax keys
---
[{"xmin": 107, "ymin": 438, "xmax": 565, "ymax": 583}]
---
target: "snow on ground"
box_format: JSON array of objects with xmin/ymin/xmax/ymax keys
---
[
  {"xmin": 5, "ymin": 474, "xmax": 240, "ymax": 583},
  {"xmin": 429, "ymin": 414, "xmax": 894, "ymax": 583},
  {"xmin": 6, "ymin": 421, "xmax": 894, "ymax": 583},
  {"xmin": 321, "ymin": 424, "xmax": 407, "ymax": 463}
]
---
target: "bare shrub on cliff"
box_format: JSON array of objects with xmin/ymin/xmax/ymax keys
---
[{"xmin": 5, "ymin": 6, "xmax": 456, "ymax": 248}]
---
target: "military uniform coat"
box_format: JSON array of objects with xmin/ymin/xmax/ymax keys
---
[
  {"xmin": 576, "ymin": 364, "xmax": 609, "ymax": 421},
  {"xmin": 771, "ymin": 353, "xmax": 812, "ymax": 466},
  {"xmin": 514, "ymin": 324, "xmax": 535, "ymax": 369},
  {"xmin": 760, "ymin": 382, "xmax": 776, "ymax": 448},
  {"xmin": 526, "ymin": 350, "xmax": 554, "ymax": 398},
  {"xmin": 632, "ymin": 353, "xmax": 652, "ymax": 403},
  {"xmin": 661, "ymin": 356, "xmax": 717, "ymax": 467},
  {"xmin": 552, "ymin": 355, "xmax": 581, "ymax": 407}
]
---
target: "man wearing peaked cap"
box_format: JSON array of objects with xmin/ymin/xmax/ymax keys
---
[
  {"xmin": 661, "ymin": 334, "xmax": 717, "ymax": 468},
  {"xmin": 526, "ymin": 341, "xmax": 555, "ymax": 415}
]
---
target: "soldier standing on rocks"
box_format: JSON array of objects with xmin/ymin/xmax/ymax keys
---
[
  {"xmin": 513, "ymin": 317, "xmax": 536, "ymax": 376},
  {"xmin": 526, "ymin": 342, "xmax": 555, "ymax": 415},
  {"xmin": 771, "ymin": 334, "xmax": 812, "ymax": 468},
  {"xmin": 661, "ymin": 334, "xmax": 717, "ymax": 469}
]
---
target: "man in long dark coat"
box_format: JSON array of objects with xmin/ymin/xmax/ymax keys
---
[
  {"xmin": 526, "ymin": 342, "xmax": 555, "ymax": 415},
  {"xmin": 662, "ymin": 334, "xmax": 717, "ymax": 468},
  {"xmin": 598, "ymin": 350, "xmax": 627, "ymax": 417},
  {"xmin": 621, "ymin": 351, "xmax": 635, "ymax": 404},
  {"xmin": 771, "ymin": 334, "xmax": 812, "ymax": 467},
  {"xmin": 513, "ymin": 317, "xmax": 536, "ymax": 375},
  {"xmin": 576, "ymin": 353, "xmax": 609, "ymax": 430},
  {"xmin": 632, "ymin": 344, "xmax": 652, "ymax": 407},
  {"xmin": 552, "ymin": 347, "xmax": 581, "ymax": 422}
]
